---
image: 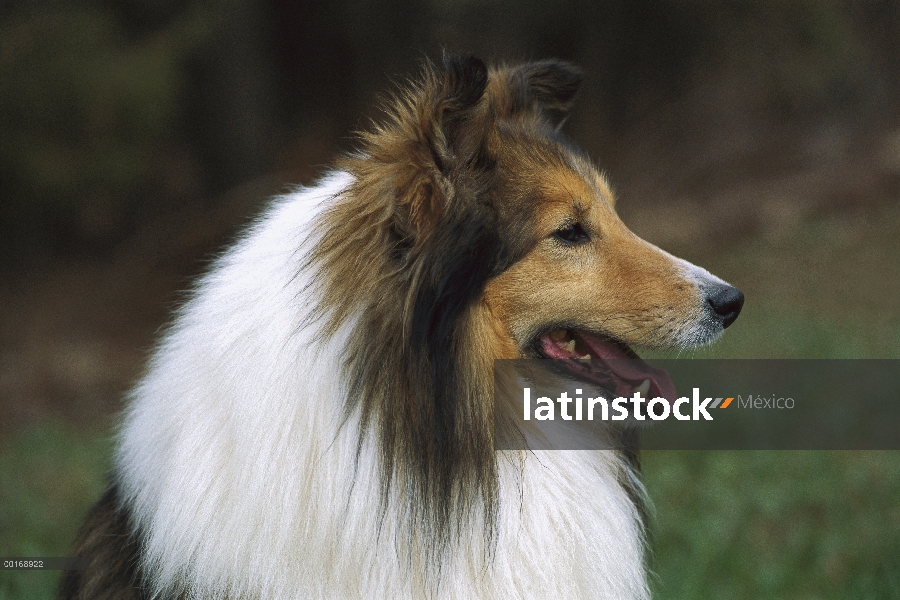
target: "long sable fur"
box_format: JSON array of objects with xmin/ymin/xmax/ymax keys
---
[
  {"xmin": 304, "ymin": 54, "xmax": 586, "ymax": 562},
  {"xmin": 58, "ymin": 485, "xmax": 145, "ymax": 600}
]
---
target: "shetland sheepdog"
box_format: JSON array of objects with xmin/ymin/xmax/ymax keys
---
[{"xmin": 61, "ymin": 55, "xmax": 743, "ymax": 600}]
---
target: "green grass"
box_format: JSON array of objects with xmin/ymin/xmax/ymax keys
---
[
  {"xmin": 644, "ymin": 451, "xmax": 900, "ymax": 599},
  {"xmin": 1, "ymin": 203, "xmax": 898, "ymax": 598},
  {"xmin": 0, "ymin": 425, "xmax": 112, "ymax": 599}
]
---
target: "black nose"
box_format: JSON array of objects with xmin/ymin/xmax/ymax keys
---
[{"xmin": 707, "ymin": 285, "xmax": 744, "ymax": 328}]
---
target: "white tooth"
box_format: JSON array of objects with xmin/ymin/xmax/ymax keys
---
[
  {"xmin": 561, "ymin": 339, "xmax": 576, "ymax": 353},
  {"xmin": 635, "ymin": 379, "xmax": 651, "ymax": 396},
  {"xmin": 579, "ymin": 354, "xmax": 592, "ymax": 362}
]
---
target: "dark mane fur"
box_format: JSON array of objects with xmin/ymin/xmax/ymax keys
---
[{"xmin": 306, "ymin": 54, "xmax": 584, "ymax": 562}]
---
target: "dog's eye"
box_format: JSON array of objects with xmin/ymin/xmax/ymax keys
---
[{"xmin": 553, "ymin": 223, "xmax": 589, "ymax": 245}]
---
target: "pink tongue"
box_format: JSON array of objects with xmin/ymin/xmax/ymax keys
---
[
  {"xmin": 579, "ymin": 331, "xmax": 677, "ymax": 401},
  {"xmin": 542, "ymin": 331, "xmax": 677, "ymax": 402}
]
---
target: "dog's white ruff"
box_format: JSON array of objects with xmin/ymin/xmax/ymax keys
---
[{"xmin": 117, "ymin": 172, "xmax": 649, "ymax": 600}]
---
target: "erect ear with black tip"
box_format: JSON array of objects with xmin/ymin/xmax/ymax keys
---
[
  {"xmin": 440, "ymin": 54, "xmax": 489, "ymax": 117},
  {"xmin": 386, "ymin": 54, "xmax": 493, "ymax": 243},
  {"xmin": 430, "ymin": 53, "xmax": 490, "ymax": 172},
  {"xmin": 521, "ymin": 60, "xmax": 583, "ymax": 111},
  {"xmin": 494, "ymin": 60, "xmax": 583, "ymax": 125}
]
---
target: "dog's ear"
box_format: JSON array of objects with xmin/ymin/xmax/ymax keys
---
[
  {"xmin": 517, "ymin": 60, "xmax": 583, "ymax": 111},
  {"xmin": 426, "ymin": 53, "xmax": 491, "ymax": 175},
  {"xmin": 384, "ymin": 53, "xmax": 494, "ymax": 243},
  {"xmin": 493, "ymin": 60, "xmax": 583, "ymax": 126}
]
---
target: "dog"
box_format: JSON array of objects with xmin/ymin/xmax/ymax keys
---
[{"xmin": 61, "ymin": 55, "xmax": 743, "ymax": 599}]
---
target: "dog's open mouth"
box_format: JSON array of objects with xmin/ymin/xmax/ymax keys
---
[{"xmin": 536, "ymin": 329, "xmax": 677, "ymax": 402}]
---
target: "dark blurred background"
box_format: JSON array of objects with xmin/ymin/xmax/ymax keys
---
[
  {"xmin": 4, "ymin": 0, "xmax": 900, "ymax": 266},
  {"xmin": 2, "ymin": 1, "xmax": 900, "ymax": 598}
]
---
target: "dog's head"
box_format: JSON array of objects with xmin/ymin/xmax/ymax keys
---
[
  {"xmin": 318, "ymin": 54, "xmax": 743, "ymax": 546},
  {"xmin": 333, "ymin": 54, "xmax": 742, "ymax": 366}
]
